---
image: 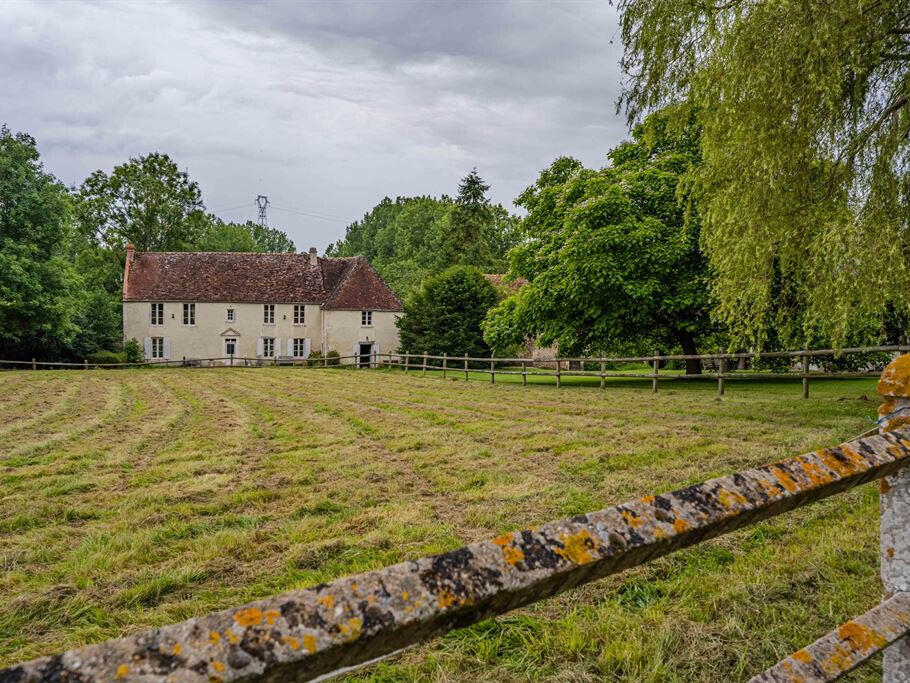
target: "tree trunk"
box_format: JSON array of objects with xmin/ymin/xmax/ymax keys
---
[{"xmin": 675, "ymin": 330, "xmax": 702, "ymax": 375}]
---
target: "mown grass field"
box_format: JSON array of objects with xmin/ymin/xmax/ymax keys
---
[{"xmin": 0, "ymin": 367, "xmax": 886, "ymax": 681}]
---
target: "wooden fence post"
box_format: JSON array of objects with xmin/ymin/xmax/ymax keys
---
[
  {"xmin": 84, "ymin": 358, "xmax": 88, "ymax": 370},
  {"xmin": 521, "ymin": 360, "xmax": 527, "ymax": 386},
  {"xmin": 464, "ymin": 353, "xmax": 468, "ymax": 381},
  {"xmin": 442, "ymin": 354, "xmax": 447, "ymax": 379},
  {"xmin": 717, "ymin": 353, "xmax": 726, "ymax": 396},
  {"xmin": 556, "ymin": 359, "xmax": 561, "ymax": 388},
  {"xmin": 32, "ymin": 358, "xmax": 36, "ymax": 371},
  {"xmin": 489, "ymin": 354, "xmax": 495, "ymax": 384},
  {"xmin": 423, "ymin": 351, "xmax": 428, "ymax": 377},
  {"xmin": 652, "ymin": 350, "xmax": 659, "ymax": 393},
  {"xmin": 600, "ymin": 360, "xmax": 605, "ymax": 390},
  {"xmin": 801, "ymin": 352, "xmax": 810, "ymax": 399},
  {"xmin": 878, "ymin": 353, "xmax": 910, "ymax": 681},
  {"xmin": 404, "ymin": 352, "xmax": 409, "ymax": 373}
]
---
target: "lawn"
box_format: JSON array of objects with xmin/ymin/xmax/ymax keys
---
[{"xmin": 0, "ymin": 367, "xmax": 886, "ymax": 681}]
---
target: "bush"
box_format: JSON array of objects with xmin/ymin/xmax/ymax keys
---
[
  {"xmin": 307, "ymin": 350, "xmax": 323, "ymax": 367},
  {"xmin": 326, "ymin": 350, "xmax": 341, "ymax": 366},
  {"xmin": 124, "ymin": 338, "xmax": 143, "ymax": 364},
  {"xmin": 86, "ymin": 349, "xmax": 125, "ymax": 365}
]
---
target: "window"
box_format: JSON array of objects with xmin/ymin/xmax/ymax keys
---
[
  {"xmin": 150, "ymin": 303, "xmax": 163, "ymax": 325},
  {"xmin": 361, "ymin": 310, "xmax": 373, "ymax": 326},
  {"xmin": 151, "ymin": 337, "xmax": 164, "ymax": 359},
  {"xmin": 226, "ymin": 308, "xmax": 235, "ymax": 323},
  {"xmin": 182, "ymin": 303, "xmax": 195, "ymax": 326},
  {"xmin": 262, "ymin": 337, "xmax": 274, "ymax": 358},
  {"xmin": 293, "ymin": 305, "xmax": 305, "ymax": 325},
  {"xmin": 225, "ymin": 338, "xmax": 236, "ymax": 356},
  {"xmin": 263, "ymin": 304, "xmax": 275, "ymax": 324},
  {"xmin": 293, "ymin": 338, "xmax": 307, "ymax": 357}
]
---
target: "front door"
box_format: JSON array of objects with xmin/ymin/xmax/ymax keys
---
[
  {"xmin": 225, "ymin": 338, "xmax": 236, "ymax": 357},
  {"xmin": 358, "ymin": 342, "xmax": 373, "ymax": 368}
]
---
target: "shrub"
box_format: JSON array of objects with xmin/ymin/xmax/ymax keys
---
[
  {"xmin": 124, "ymin": 338, "xmax": 143, "ymax": 364},
  {"xmin": 326, "ymin": 350, "xmax": 341, "ymax": 366},
  {"xmin": 86, "ymin": 349, "xmax": 125, "ymax": 365},
  {"xmin": 307, "ymin": 350, "xmax": 323, "ymax": 367}
]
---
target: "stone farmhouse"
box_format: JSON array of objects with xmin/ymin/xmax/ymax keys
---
[{"xmin": 122, "ymin": 245, "xmax": 402, "ymax": 365}]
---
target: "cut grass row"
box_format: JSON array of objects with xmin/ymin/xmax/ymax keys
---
[{"xmin": 0, "ymin": 367, "xmax": 884, "ymax": 680}]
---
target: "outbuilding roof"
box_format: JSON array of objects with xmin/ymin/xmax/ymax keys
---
[{"xmin": 122, "ymin": 250, "xmax": 402, "ymax": 310}]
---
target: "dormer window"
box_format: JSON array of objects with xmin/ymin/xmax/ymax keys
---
[{"xmin": 263, "ymin": 304, "xmax": 275, "ymax": 325}]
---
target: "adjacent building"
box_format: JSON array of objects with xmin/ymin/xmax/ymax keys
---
[{"xmin": 122, "ymin": 245, "xmax": 402, "ymax": 365}]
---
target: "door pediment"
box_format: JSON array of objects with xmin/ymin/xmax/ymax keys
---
[{"xmin": 221, "ymin": 328, "xmax": 242, "ymax": 337}]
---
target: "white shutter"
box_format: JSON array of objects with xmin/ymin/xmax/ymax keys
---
[
  {"xmin": 256, "ymin": 337, "xmax": 263, "ymax": 357},
  {"xmin": 163, "ymin": 337, "xmax": 171, "ymax": 359},
  {"xmin": 287, "ymin": 338, "xmax": 294, "ymax": 358},
  {"xmin": 303, "ymin": 338, "xmax": 311, "ymax": 359},
  {"xmin": 353, "ymin": 341, "xmax": 360, "ymax": 365},
  {"xmin": 373, "ymin": 342, "xmax": 380, "ymax": 365},
  {"xmin": 275, "ymin": 338, "xmax": 281, "ymax": 357},
  {"xmin": 143, "ymin": 337, "xmax": 152, "ymax": 360}
]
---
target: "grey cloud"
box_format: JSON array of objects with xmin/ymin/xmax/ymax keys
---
[{"xmin": 1, "ymin": 0, "xmax": 629, "ymax": 250}]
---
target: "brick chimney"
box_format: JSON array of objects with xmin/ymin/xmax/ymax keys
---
[
  {"xmin": 123, "ymin": 244, "xmax": 135, "ymax": 298},
  {"xmin": 309, "ymin": 247, "xmax": 318, "ymax": 266}
]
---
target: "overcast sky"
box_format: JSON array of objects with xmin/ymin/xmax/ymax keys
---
[{"xmin": 1, "ymin": 0, "xmax": 627, "ymax": 251}]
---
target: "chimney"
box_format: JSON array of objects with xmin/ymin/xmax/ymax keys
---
[{"xmin": 309, "ymin": 247, "xmax": 318, "ymax": 266}]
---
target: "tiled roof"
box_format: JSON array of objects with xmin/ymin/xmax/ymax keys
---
[{"xmin": 123, "ymin": 251, "xmax": 402, "ymax": 310}]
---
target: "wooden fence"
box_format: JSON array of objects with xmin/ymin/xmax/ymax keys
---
[
  {"xmin": 3, "ymin": 344, "xmax": 909, "ymax": 398},
  {"xmin": 3, "ymin": 355, "xmax": 910, "ymax": 682}
]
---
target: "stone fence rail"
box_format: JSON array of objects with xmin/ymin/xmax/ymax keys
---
[{"xmin": 3, "ymin": 355, "xmax": 910, "ymax": 682}]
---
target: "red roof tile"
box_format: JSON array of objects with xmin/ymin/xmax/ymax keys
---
[{"xmin": 123, "ymin": 251, "xmax": 402, "ymax": 310}]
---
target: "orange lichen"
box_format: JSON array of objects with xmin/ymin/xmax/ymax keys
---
[
  {"xmin": 652, "ymin": 526, "xmax": 668, "ymax": 539},
  {"xmin": 172, "ymin": 643, "xmax": 182, "ymax": 655},
  {"xmin": 212, "ymin": 661, "xmax": 225, "ymax": 673},
  {"xmin": 317, "ymin": 594, "xmax": 335, "ymax": 609},
  {"xmin": 838, "ymin": 445, "xmax": 870, "ymax": 471},
  {"xmin": 502, "ymin": 545, "xmax": 525, "ymax": 565},
  {"xmin": 792, "ymin": 649, "xmax": 811, "ymax": 663},
  {"xmin": 338, "ymin": 617, "xmax": 363, "ymax": 641},
  {"xmin": 401, "ymin": 591, "xmax": 408, "ymax": 601},
  {"xmin": 208, "ymin": 631, "xmax": 221, "ymax": 646},
  {"xmin": 640, "ymin": 495, "xmax": 655, "ymax": 504},
  {"xmin": 882, "ymin": 478, "xmax": 893, "ymax": 494},
  {"xmin": 673, "ymin": 518, "xmax": 690, "ymax": 533},
  {"xmin": 233, "ymin": 607, "xmax": 262, "ymax": 627},
  {"xmin": 800, "ymin": 460, "xmax": 833, "ymax": 486},
  {"xmin": 226, "ymin": 631, "xmax": 239, "ymax": 644},
  {"xmin": 303, "ymin": 634, "xmax": 317, "ymax": 653},
  {"xmin": 716, "ymin": 488, "xmax": 747, "ymax": 509},
  {"xmin": 770, "ymin": 466, "xmax": 800, "ymax": 493},
  {"xmin": 821, "ymin": 644, "xmax": 857, "ymax": 675},
  {"xmin": 492, "ymin": 532, "xmax": 514, "ymax": 547},
  {"xmin": 264, "ymin": 609, "xmax": 280, "ymax": 626},
  {"xmin": 555, "ymin": 530, "xmax": 600, "ymax": 564},
  {"xmin": 281, "ymin": 636, "xmax": 300, "ymax": 650},
  {"xmin": 878, "ymin": 354, "xmax": 910, "ymax": 398},
  {"xmin": 621, "ymin": 510, "xmax": 644, "ymax": 528},
  {"xmin": 116, "ymin": 664, "xmax": 130, "ymax": 678},
  {"xmin": 437, "ymin": 589, "xmax": 459, "ymax": 608},
  {"xmin": 837, "ymin": 621, "xmax": 888, "ymax": 652},
  {"xmin": 817, "ymin": 449, "xmax": 857, "ymax": 478}
]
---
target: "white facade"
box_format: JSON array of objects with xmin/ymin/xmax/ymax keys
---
[{"xmin": 123, "ymin": 300, "xmax": 399, "ymax": 364}]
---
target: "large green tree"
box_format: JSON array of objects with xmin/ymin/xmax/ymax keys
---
[
  {"xmin": 0, "ymin": 126, "xmax": 80, "ymax": 358},
  {"xmin": 194, "ymin": 216, "xmax": 295, "ymax": 253},
  {"xmin": 327, "ymin": 170, "xmax": 521, "ymax": 296},
  {"xmin": 397, "ymin": 266, "xmax": 500, "ymax": 357},
  {"xmin": 74, "ymin": 152, "xmax": 205, "ymax": 251},
  {"xmin": 617, "ymin": 0, "xmax": 910, "ymax": 347},
  {"xmin": 483, "ymin": 111, "xmax": 713, "ymax": 373}
]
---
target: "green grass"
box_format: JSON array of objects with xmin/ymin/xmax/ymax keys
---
[{"xmin": 0, "ymin": 367, "xmax": 885, "ymax": 681}]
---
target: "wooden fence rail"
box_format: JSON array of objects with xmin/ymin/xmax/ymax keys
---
[
  {"xmin": 3, "ymin": 355, "xmax": 910, "ymax": 682},
  {"xmin": 3, "ymin": 344, "xmax": 910, "ymax": 399}
]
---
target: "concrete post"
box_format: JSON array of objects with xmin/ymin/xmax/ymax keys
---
[
  {"xmin": 556, "ymin": 359, "xmax": 561, "ymax": 388},
  {"xmin": 490, "ymin": 354, "xmax": 495, "ymax": 384},
  {"xmin": 652, "ymin": 350, "xmax": 659, "ymax": 393},
  {"xmin": 464, "ymin": 353, "xmax": 468, "ymax": 381},
  {"xmin": 801, "ymin": 352, "xmax": 810, "ymax": 399},
  {"xmin": 442, "ymin": 354, "xmax": 447, "ymax": 379},
  {"xmin": 717, "ymin": 353, "xmax": 726, "ymax": 397},
  {"xmin": 32, "ymin": 357, "xmax": 36, "ymax": 371},
  {"xmin": 600, "ymin": 360, "xmax": 605, "ymax": 390},
  {"xmin": 878, "ymin": 353, "xmax": 910, "ymax": 682},
  {"xmin": 423, "ymin": 351, "xmax": 428, "ymax": 377},
  {"xmin": 522, "ymin": 360, "xmax": 527, "ymax": 386}
]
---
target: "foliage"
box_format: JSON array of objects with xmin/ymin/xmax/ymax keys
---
[
  {"xmin": 327, "ymin": 170, "xmax": 521, "ymax": 296},
  {"xmin": 326, "ymin": 350, "xmax": 341, "ymax": 366},
  {"xmin": 73, "ymin": 152, "xmax": 205, "ymax": 252},
  {"xmin": 194, "ymin": 216, "xmax": 295, "ymax": 253},
  {"xmin": 86, "ymin": 349, "xmax": 125, "ymax": 365},
  {"xmin": 617, "ymin": 0, "xmax": 910, "ymax": 348},
  {"xmin": 124, "ymin": 338, "xmax": 143, "ymax": 364},
  {"xmin": 483, "ymin": 110, "xmax": 713, "ymax": 373},
  {"xmin": 397, "ymin": 266, "xmax": 499, "ymax": 358},
  {"xmin": 307, "ymin": 350, "xmax": 324, "ymax": 367},
  {"xmin": 0, "ymin": 126, "xmax": 81, "ymax": 359}
]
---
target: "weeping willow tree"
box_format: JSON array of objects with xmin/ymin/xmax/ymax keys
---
[{"xmin": 617, "ymin": 0, "xmax": 910, "ymax": 347}]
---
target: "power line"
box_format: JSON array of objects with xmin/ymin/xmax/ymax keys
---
[
  {"xmin": 208, "ymin": 202, "xmax": 253, "ymax": 214},
  {"xmin": 271, "ymin": 205, "xmax": 350, "ymax": 223}
]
